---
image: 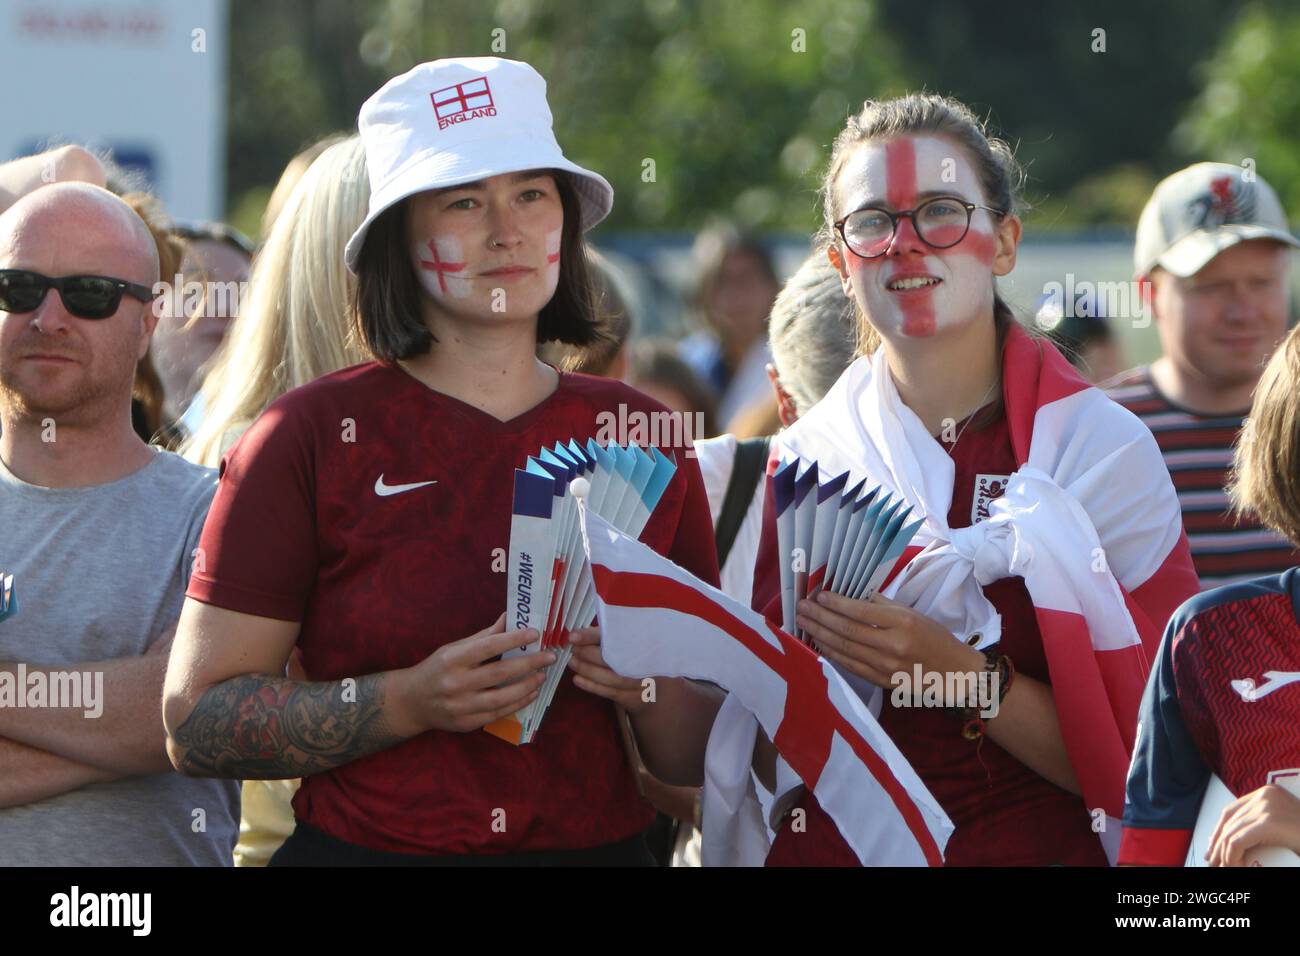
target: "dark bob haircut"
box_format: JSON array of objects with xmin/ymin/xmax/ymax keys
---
[{"xmin": 351, "ymin": 168, "xmax": 607, "ymax": 361}]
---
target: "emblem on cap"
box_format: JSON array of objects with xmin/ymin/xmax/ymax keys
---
[
  {"xmin": 430, "ymin": 76, "xmax": 497, "ymax": 130},
  {"xmin": 1186, "ymin": 174, "xmax": 1257, "ymax": 232}
]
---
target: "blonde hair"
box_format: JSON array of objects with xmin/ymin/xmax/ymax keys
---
[
  {"xmin": 1229, "ymin": 324, "xmax": 1300, "ymax": 547},
  {"xmin": 261, "ymin": 134, "xmax": 348, "ymax": 240},
  {"xmin": 182, "ymin": 138, "xmax": 370, "ymax": 467}
]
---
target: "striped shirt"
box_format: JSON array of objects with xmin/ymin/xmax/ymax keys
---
[{"xmin": 1104, "ymin": 365, "xmax": 1300, "ymax": 590}]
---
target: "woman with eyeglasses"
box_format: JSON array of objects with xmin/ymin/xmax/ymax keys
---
[{"xmin": 730, "ymin": 94, "xmax": 1200, "ymax": 866}]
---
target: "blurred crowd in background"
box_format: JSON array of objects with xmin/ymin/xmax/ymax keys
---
[{"xmin": 1, "ymin": 140, "xmax": 1141, "ymax": 458}]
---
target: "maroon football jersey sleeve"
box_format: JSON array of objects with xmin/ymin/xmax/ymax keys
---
[{"xmin": 188, "ymin": 400, "xmax": 320, "ymax": 622}]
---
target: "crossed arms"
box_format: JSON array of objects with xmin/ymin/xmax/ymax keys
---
[{"xmin": 0, "ymin": 631, "xmax": 176, "ymax": 808}]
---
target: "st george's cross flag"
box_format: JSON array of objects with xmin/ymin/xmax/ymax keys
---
[{"xmin": 580, "ymin": 508, "xmax": 954, "ymax": 866}]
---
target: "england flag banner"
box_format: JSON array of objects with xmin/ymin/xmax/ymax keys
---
[{"xmin": 580, "ymin": 507, "xmax": 953, "ymax": 866}]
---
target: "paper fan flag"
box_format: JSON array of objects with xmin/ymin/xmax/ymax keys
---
[
  {"xmin": 772, "ymin": 458, "xmax": 925, "ymax": 642},
  {"xmin": 486, "ymin": 440, "xmax": 677, "ymax": 745}
]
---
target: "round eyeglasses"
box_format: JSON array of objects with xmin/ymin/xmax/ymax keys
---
[{"xmin": 834, "ymin": 197, "xmax": 1005, "ymax": 259}]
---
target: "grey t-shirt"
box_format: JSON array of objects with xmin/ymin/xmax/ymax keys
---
[{"xmin": 0, "ymin": 448, "xmax": 240, "ymax": 865}]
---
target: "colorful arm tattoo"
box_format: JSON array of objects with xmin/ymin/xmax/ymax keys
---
[{"xmin": 170, "ymin": 674, "xmax": 397, "ymax": 779}]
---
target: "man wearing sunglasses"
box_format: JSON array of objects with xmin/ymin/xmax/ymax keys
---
[{"xmin": 0, "ymin": 182, "xmax": 239, "ymax": 865}]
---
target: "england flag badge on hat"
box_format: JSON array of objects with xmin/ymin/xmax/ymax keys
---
[{"xmin": 345, "ymin": 57, "xmax": 613, "ymax": 272}]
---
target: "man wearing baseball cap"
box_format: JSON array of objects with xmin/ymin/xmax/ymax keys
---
[
  {"xmin": 1105, "ymin": 162, "xmax": 1300, "ymax": 589},
  {"xmin": 162, "ymin": 57, "xmax": 721, "ymax": 865}
]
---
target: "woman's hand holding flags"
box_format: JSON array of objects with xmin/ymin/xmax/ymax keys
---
[{"xmin": 795, "ymin": 589, "xmax": 984, "ymax": 690}]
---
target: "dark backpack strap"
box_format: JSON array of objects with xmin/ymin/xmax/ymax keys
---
[{"xmin": 714, "ymin": 436, "xmax": 772, "ymax": 569}]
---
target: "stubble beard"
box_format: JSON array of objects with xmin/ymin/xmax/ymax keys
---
[{"xmin": 0, "ymin": 358, "xmax": 135, "ymax": 431}]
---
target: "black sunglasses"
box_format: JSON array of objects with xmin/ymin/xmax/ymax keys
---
[{"xmin": 0, "ymin": 269, "xmax": 154, "ymax": 320}]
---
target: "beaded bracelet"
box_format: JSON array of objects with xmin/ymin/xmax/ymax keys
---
[{"xmin": 944, "ymin": 647, "xmax": 1015, "ymax": 740}]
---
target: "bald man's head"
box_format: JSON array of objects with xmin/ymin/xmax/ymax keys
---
[
  {"xmin": 0, "ymin": 182, "xmax": 162, "ymax": 430},
  {"xmin": 0, "ymin": 182, "xmax": 159, "ymax": 286}
]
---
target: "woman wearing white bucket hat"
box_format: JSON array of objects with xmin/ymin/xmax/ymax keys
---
[{"xmin": 162, "ymin": 57, "xmax": 722, "ymax": 865}]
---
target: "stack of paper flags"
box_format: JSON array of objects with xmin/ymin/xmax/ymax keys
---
[
  {"xmin": 486, "ymin": 440, "xmax": 677, "ymax": 745},
  {"xmin": 0, "ymin": 573, "xmax": 14, "ymax": 623},
  {"xmin": 773, "ymin": 458, "xmax": 924, "ymax": 642}
]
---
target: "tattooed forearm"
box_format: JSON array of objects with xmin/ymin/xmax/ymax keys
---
[{"xmin": 170, "ymin": 674, "xmax": 399, "ymax": 779}]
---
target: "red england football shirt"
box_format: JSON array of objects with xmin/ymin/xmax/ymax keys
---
[
  {"xmin": 757, "ymin": 406, "xmax": 1109, "ymax": 866},
  {"xmin": 187, "ymin": 362, "xmax": 720, "ymax": 856}
]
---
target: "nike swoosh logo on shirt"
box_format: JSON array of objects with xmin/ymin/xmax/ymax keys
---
[
  {"xmin": 374, "ymin": 475, "xmax": 438, "ymax": 497},
  {"xmin": 1231, "ymin": 671, "xmax": 1300, "ymax": 701}
]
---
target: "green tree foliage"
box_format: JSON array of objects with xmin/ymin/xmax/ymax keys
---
[
  {"xmin": 875, "ymin": 0, "xmax": 1240, "ymax": 229},
  {"xmin": 1175, "ymin": 2, "xmax": 1300, "ymax": 223},
  {"xmin": 228, "ymin": 0, "xmax": 904, "ymax": 236},
  {"xmin": 225, "ymin": 0, "xmax": 1253, "ymax": 236}
]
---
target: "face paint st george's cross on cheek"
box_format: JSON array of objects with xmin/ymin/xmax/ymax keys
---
[
  {"xmin": 414, "ymin": 228, "xmax": 561, "ymax": 310},
  {"xmin": 839, "ymin": 136, "xmax": 999, "ymax": 339},
  {"xmin": 416, "ymin": 235, "xmax": 473, "ymax": 300}
]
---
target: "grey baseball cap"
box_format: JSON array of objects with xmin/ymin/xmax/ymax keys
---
[{"xmin": 1134, "ymin": 162, "xmax": 1300, "ymax": 278}]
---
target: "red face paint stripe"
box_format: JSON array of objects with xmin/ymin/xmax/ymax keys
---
[
  {"xmin": 418, "ymin": 239, "xmax": 467, "ymax": 293},
  {"xmin": 926, "ymin": 224, "xmax": 997, "ymax": 267},
  {"xmin": 901, "ymin": 305, "xmax": 936, "ymax": 337},
  {"xmin": 884, "ymin": 138, "xmax": 918, "ymax": 211},
  {"xmin": 957, "ymin": 229, "xmax": 996, "ymax": 266},
  {"xmin": 883, "ymin": 138, "xmax": 935, "ymax": 336}
]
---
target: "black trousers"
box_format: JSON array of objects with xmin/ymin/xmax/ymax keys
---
[{"xmin": 268, "ymin": 821, "xmax": 656, "ymax": 867}]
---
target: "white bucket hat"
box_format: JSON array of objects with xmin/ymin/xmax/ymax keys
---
[{"xmin": 344, "ymin": 56, "xmax": 613, "ymax": 272}]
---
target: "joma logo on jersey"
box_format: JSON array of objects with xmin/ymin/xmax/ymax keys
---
[
  {"xmin": 431, "ymin": 77, "xmax": 497, "ymax": 130},
  {"xmin": 1231, "ymin": 670, "xmax": 1300, "ymax": 701}
]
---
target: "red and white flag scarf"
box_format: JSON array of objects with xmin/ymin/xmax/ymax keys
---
[
  {"xmin": 769, "ymin": 322, "xmax": 1200, "ymax": 862},
  {"xmin": 581, "ymin": 508, "xmax": 955, "ymax": 867}
]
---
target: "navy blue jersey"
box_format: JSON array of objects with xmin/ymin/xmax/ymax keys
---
[{"xmin": 1119, "ymin": 566, "xmax": 1300, "ymax": 865}]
